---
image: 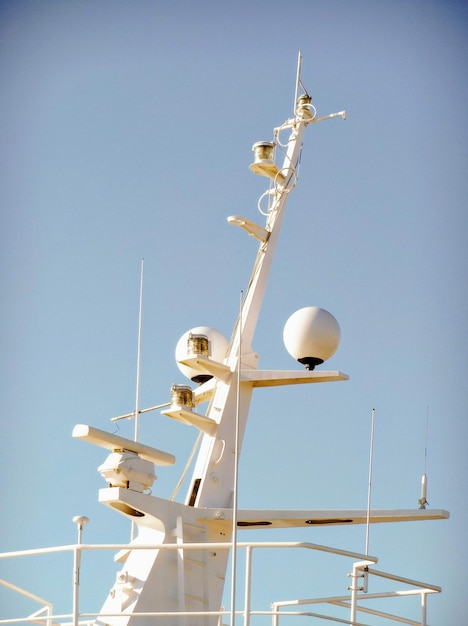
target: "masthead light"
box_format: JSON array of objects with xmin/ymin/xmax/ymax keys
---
[
  {"xmin": 176, "ymin": 326, "xmax": 229, "ymax": 383},
  {"xmin": 249, "ymin": 141, "xmax": 285, "ymax": 184}
]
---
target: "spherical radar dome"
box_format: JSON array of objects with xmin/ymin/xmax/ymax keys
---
[
  {"xmin": 176, "ymin": 326, "xmax": 229, "ymax": 383},
  {"xmin": 283, "ymin": 307, "xmax": 340, "ymax": 370}
]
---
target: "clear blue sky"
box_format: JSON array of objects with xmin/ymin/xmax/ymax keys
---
[{"xmin": 1, "ymin": 1, "xmax": 467, "ymax": 624}]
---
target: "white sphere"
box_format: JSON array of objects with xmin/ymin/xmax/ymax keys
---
[
  {"xmin": 176, "ymin": 326, "xmax": 229, "ymax": 382},
  {"xmin": 283, "ymin": 307, "xmax": 340, "ymax": 369}
]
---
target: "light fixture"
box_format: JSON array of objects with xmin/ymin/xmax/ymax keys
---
[{"xmin": 249, "ymin": 141, "xmax": 285, "ymax": 184}]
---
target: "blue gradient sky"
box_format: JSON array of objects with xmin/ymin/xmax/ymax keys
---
[{"xmin": 1, "ymin": 1, "xmax": 467, "ymax": 623}]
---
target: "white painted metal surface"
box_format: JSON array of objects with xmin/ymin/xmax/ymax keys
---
[
  {"xmin": 0, "ymin": 55, "xmax": 449, "ymax": 626},
  {"xmin": 62, "ymin": 58, "xmax": 329, "ymax": 626}
]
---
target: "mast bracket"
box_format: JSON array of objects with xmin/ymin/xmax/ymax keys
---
[{"xmin": 227, "ymin": 215, "xmax": 269, "ymax": 243}]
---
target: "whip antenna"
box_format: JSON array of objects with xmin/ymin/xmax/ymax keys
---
[
  {"xmin": 131, "ymin": 259, "xmax": 145, "ymax": 542},
  {"xmin": 418, "ymin": 407, "xmax": 429, "ymax": 509},
  {"xmin": 134, "ymin": 259, "xmax": 145, "ymax": 443},
  {"xmin": 294, "ymin": 51, "xmax": 303, "ymax": 112},
  {"xmin": 365, "ymin": 408, "xmax": 376, "ymax": 556}
]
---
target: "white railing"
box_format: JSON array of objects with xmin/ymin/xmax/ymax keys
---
[
  {"xmin": 271, "ymin": 564, "xmax": 441, "ymax": 626},
  {"xmin": 0, "ymin": 540, "xmax": 440, "ymax": 626},
  {"xmin": 0, "ymin": 578, "xmax": 53, "ymax": 626}
]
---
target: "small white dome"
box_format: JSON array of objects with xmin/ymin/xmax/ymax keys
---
[
  {"xmin": 176, "ymin": 326, "xmax": 229, "ymax": 382},
  {"xmin": 283, "ymin": 307, "xmax": 340, "ymax": 369}
]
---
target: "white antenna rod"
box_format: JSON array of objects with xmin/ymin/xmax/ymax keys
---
[
  {"xmin": 230, "ymin": 290, "xmax": 243, "ymax": 626},
  {"xmin": 365, "ymin": 408, "xmax": 376, "ymax": 556},
  {"xmin": 134, "ymin": 259, "xmax": 144, "ymax": 443},
  {"xmin": 131, "ymin": 259, "xmax": 145, "ymax": 542},
  {"xmin": 419, "ymin": 407, "xmax": 429, "ymax": 509},
  {"xmin": 293, "ymin": 51, "xmax": 303, "ymax": 113},
  {"xmin": 424, "ymin": 406, "xmax": 429, "ymax": 474}
]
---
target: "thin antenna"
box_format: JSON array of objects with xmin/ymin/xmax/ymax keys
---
[
  {"xmin": 365, "ymin": 408, "xmax": 376, "ymax": 556},
  {"xmin": 230, "ymin": 290, "xmax": 243, "ymax": 626},
  {"xmin": 134, "ymin": 259, "xmax": 144, "ymax": 443},
  {"xmin": 131, "ymin": 259, "xmax": 145, "ymax": 543},
  {"xmin": 293, "ymin": 51, "xmax": 303, "ymax": 113},
  {"xmin": 419, "ymin": 407, "xmax": 429, "ymax": 509},
  {"xmin": 424, "ymin": 406, "xmax": 429, "ymax": 474}
]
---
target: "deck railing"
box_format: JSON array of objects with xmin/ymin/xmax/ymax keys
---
[{"xmin": 0, "ymin": 540, "xmax": 440, "ymax": 626}]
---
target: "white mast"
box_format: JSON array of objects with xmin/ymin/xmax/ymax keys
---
[
  {"xmin": 84, "ymin": 56, "xmax": 344, "ymax": 626},
  {"xmin": 0, "ymin": 53, "xmax": 450, "ymax": 626},
  {"xmin": 71, "ymin": 59, "xmax": 446, "ymax": 625}
]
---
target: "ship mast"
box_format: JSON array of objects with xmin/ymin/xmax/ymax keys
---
[
  {"xmin": 74, "ymin": 56, "xmax": 350, "ymax": 625},
  {"xmin": 187, "ymin": 62, "xmax": 322, "ymax": 511}
]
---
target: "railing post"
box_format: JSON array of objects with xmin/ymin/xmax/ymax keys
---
[
  {"xmin": 421, "ymin": 591, "xmax": 427, "ymax": 626},
  {"xmin": 348, "ymin": 560, "xmax": 372, "ymax": 626},
  {"xmin": 72, "ymin": 515, "xmax": 89, "ymax": 626},
  {"xmin": 349, "ymin": 566, "xmax": 358, "ymax": 626},
  {"xmin": 243, "ymin": 546, "xmax": 252, "ymax": 626},
  {"xmin": 271, "ymin": 602, "xmax": 280, "ymax": 626}
]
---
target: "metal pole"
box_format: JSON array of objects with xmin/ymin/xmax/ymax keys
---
[
  {"xmin": 293, "ymin": 51, "xmax": 302, "ymax": 113},
  {"xmin": 134, "ymin": 258, "xmax": 144, "ymax": 443},
  {"xmin": 421, "ymin": 591, "xmax": 427, "ymax": 626},
  {"xmin": 365, "ymin": 409, "xmax": 375, "ymax": 556},
  {"xmin": 243, "ymin": 546, "xmax": 252, "ymax": 626},
  {"xmin": 230, "ymin": 291, "xmax": 243, "ymax": 626},
  {"xmin": 72, "ymin": 516, "xmax": 89, "ymax": 626},
  {"xmin": 349, "ymin": 560, "xmax": 374, "ymax": 626},
  {"xmin": 349, "ymin": 563, "xmax": 358, "ymax": 626},
  {"xmin": 131, "ymin": 260, "xmax": 144, "ymax": 542}
]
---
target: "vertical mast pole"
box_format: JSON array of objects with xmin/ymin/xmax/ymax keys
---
[
  {"xmin": 134, "ymin": 259, "xmax": 144, "ymax": 443},
  {"xmin": 191, "ymin": 56, "xmax": 318, "ymax": 510},
  {"xmin": 228, "ymin": 123, "xmax": 308, "ymax": 360},
  {"xmin": 227, "ymin": 51, "xmax": 307, "ymax": 362},
  {"xmin": 230, "ymin": 290, "xmax": 243, "ymax": 626}
]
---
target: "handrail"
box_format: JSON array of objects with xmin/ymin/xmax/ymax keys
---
[
  {"xmin": 0, "ymin": 540, "xmax": 378, "ymax": 560},
  {"xmin": 271, "ymin": 562, "xmax": 441, "ymax": 626},
  {"xmin": 0, "ymin": 540, "xmax": 439, "ymax": 626},
  {"xmin": 0, "ymin": 579, "xmax": 52, "ymax": 626}
]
